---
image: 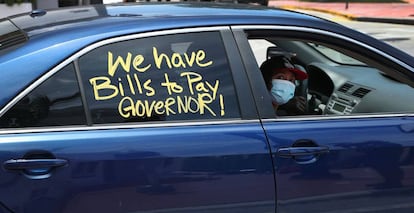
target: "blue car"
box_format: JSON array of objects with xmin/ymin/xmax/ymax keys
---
[{"xmin": 1, "ymin": 2, "xmax": 414, "ymax": 213}]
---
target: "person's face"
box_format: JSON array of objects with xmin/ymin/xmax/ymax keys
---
[{"xmin": 272, "ymin": 69, "xmax": 296, "ymax": 84}]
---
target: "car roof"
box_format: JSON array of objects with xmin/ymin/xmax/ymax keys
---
[
  {"xmin": 11, "ymin": 3, "xmax": 325, "ymax": 35},
  {"xmin": 1, "ymin": 2, "xmax": 344, "ymax": 65},
  {"xmin": 2, "ymin": 3, "xmax": 343, "ymax": 58}
]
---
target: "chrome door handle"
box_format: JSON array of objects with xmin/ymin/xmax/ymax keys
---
[
  {"xmin": 278, "ymin": 146, "xmax": 329, "ymax": 158},
  {"xmin": 3, "ymin": 158, "xmax": 67, "ymax": 171}
]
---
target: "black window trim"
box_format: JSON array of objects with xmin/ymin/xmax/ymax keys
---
[
  {"xmin": 73, "ymin": 59, "xmax": 93, "ymax": 126},
  {"xmin": 221, "ymin": 28, "xmax": 258, "ymax": 120}
]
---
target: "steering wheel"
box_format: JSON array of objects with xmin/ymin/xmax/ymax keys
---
[{"xmin": 294, "ymin": 64, "xmax": 309, "ymax": 111}]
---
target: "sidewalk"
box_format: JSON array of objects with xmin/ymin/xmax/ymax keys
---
[{"xmin": 269, "ymin": 0, "xmax": 414, "ymax": 25}]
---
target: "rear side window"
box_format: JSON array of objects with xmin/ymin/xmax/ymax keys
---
[
  {"xmin": 0, "ymin": 63, "xmax": 86, "ymax": 128},
  {"xmin": 78, "ymin": 31, "xmax": 240, "ymax": 124}
]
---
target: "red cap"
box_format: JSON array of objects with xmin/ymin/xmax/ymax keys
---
[
  {"xmin": 262, "ymin": 55, "xmax": 308, "ymax": 81},
  {"xmin": 275, "ymin": 67, "xmax": 308, "ymax": 81}
]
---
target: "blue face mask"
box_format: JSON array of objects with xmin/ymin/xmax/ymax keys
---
[{"xmin": 270, "ymin": 79, "xmax": 296, "ymax": 105}]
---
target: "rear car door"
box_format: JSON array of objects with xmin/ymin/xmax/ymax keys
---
[
  {"xmin": 233, "ymin": 26, "xmax": 414, "ymax": 213},
  {"xmin": 0, "ymin": 28, "xmax": 276, "ymax": 213}
]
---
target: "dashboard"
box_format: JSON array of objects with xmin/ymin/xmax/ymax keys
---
[{"xmin": 306, "ymin": 62, "xmax": 414, "ymax": 115}]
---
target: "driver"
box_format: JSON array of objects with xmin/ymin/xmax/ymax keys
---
[{"xmin": 260, "ymin": 55, "xmax": 308, "ymax": 116}]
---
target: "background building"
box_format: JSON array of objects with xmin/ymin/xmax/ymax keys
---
[{"xmin": 0, "ymin": 0, "xmax": 110, "ymax": 18}]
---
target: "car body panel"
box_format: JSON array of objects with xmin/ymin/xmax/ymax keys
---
[
  {"xmin": 0, "ymin": 122, "xmax": 275, "ymax": 213},
  {"xmin": 1, "ymin": 5, "xmax": 279, "ymax": 212},
  {"xmin": 263, "ymin": 116, "xmax": 414, "ymax": 212}
]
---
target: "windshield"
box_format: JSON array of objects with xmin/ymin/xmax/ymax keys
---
[{"xmin": 308, "ymin": 42, "xmax": 366, "ymax": 66}]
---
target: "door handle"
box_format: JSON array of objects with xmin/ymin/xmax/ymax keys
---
[
  {"xmin": 278, "ymin": 146, "xmax": 329, "ymax": 158},
  {"xmin": 278, "ymin": 146, "xmax": 329, "ymax": 164},
  {"xmin": 3, "ymin": 158, "xmax": 68, "ymax": 171}
]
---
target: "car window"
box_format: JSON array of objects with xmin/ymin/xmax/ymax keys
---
[
  {"xmin": 0, "ymin": 63, "xmax": 86, "ymax": 128},
  {"xmin": 246, "ymin": 34, "xmax": 414, "ymax": 117},
  {"xmin": 78, "ymin": 31, "xmax": 240, "ymax": 124}
]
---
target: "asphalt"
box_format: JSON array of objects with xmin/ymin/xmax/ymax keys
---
[{"xmin": 269, "ymin": 0, "xmax": 414, "ymax": 25}]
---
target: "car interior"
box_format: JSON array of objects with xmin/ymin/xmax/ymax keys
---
[{"xmin": 248, "ymin": 37, "xmax": 414, "ymax": 117}]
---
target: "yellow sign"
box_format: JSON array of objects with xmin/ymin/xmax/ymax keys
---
[{"xmin": 89, "ymin": 47, "xmax": 225, "ymax": 119}]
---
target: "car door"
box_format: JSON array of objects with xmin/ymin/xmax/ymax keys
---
[
  {"xmin": 0, "ymin": 28, "xmax": 276, "ymax": 213},
  {"xmin": 233, "ymin": 26, "xmax": 414, "ymax": 213}
]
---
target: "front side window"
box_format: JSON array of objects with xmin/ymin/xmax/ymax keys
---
[
  {"xmin": 79, "ymin": 31, "xmax": 240, "ymax": 124},
  {"xmin": 246, "ymin": 32, "xmax": 414, "ymax": 117}
]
